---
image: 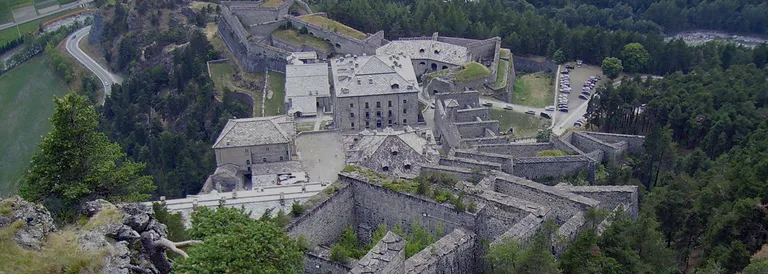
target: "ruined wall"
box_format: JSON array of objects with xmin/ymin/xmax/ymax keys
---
[
  {"xmin": 476, "ymin": 143, "xmax": 555, "ymax": 158},
  {"xmin": 286, "ymin": 184, "xmax": 355, "ymax": 246},
  {"xmin": 439, "ymin": 157, "xmax": 501, "ymax": 171},
  {"xmin": 455, "ymin": 121, "xmax": 499, "ymax": 138},
  {"xmin": 512, "ymin": 156, "xmax": 595, "ymax": 182},
  {"xmin": 304, "ymin": 253, "xmax": 351, "ymax": 274},
  {"xmin": 405, "ymin": 228, "xmax": 476, "ymax": 274},
  {"xmin": 455, "ymin": 108, "xmax": 489, "ymax": 122},
  {"xmin": 342, "ymin": 174, "xmax": 477, "ymax": 244},
  {"xmin": 492, "ymin": 176, "xmax": 598, "ymax": 225},
  {"xmin": 583, "ymin": 132, "xmax": 645, "ymax": 155}
]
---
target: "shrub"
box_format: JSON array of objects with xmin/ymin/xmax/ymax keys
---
[
  {"xmin": 468, "ymin": 201, "xmax": 478, "ymax": 213},
  {"xmin": 329, "ymin": 244, "xmax": 350, "ymax": 263},
  {"xmin": 451, "ymin": 196, "xmax": 467, "ymax": 212},
  {"xmin": 323, "ymin": 185, "xmax": 340, "ymax": 195},
  {"xmin": 291, "ymin": 201, "xmax": 305, "ymax": 216},
  {"xmin": 296, "ymin": 235, "xmax": 310, "ymax": 252}
]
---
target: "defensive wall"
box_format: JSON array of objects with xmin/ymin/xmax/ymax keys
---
[
  {"xmin": 285, "ymin": 13, "xmax": 385, "ymax": 56},
  {"xmin": 582, "ymin": 132, "xmax": 645, "ymax": 154},
  {"xmin": 455, "ymin": 108, "xmax": 489, "ymax": 122},
  {"xmin": 569, "ymin": 131, "xmax": 628, "ymax": 163},
  {"xmin": 218, "ymin": 4, "xmax": 291, "ymax": 72},
  {"xmin": 405, "ymin": 228, "xmax": 476, "ymax": 274},
  {"xmin": 512, "ymin": 55, "xmax": 557, "ymax": 73},
  {"xmin": 511, "ymin": 155, "xmax": 596, "ymax": 182},
  {"xmin": 350, "ymin": 232, "xmax": 406, "ymax": 274}
]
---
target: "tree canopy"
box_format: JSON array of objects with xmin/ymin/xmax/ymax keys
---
[
  {"xmin": 620, "ymin": 43, "xmax": 650, "ymax": 73},
  {"xmin": 601, "ymin": 57, "xmax": 623, "ymax": 79},
  {"xmin": 19, "ymin": 92, "xmax": 154, "ymax": 219}
]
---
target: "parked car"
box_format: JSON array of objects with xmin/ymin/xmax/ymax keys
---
[
  {"xmin": 559, "ymin": 108, "xmax": 569, "ymax": 113},
  {"xmin": 574, "ymin": 121, "xmax": 583, "ymax": 127},
  {"xmin": 545, "ymin": 105, "xmax": 555, "ymax": 111},
  {"xmin": 482, "ymin": 102, "xmax": 492, "ymax": 107},
  {"xmin": 504, "ymin": 105, "xmax": 514, "ymax": 110},
  {"xmin": 525, "ymin": 110, "xmax": 536, "ymax": 115},
  {"xmin": 566, "ymin": 65, "xmax": 575, "ymax": 69},
  {"xmin": 579, "ymin": 94, "xmax": 589, "ymax": 100},
  {"xmin": 540, "ymin": 112, "xmax": 552, "ymax": 119}
]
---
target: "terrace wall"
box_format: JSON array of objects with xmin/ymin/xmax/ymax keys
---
[
  {"xmin": 511, "ymin": 156, "xmax": 596, "ymax": 182},
  {"xmin": 286, "ymin": 184, "xmax": 355, "ymax": 246},
  {"xmin": 405, "ymin": 228, "xmax": 476, "ymax": 274},
  {"xmin": 492, "ymin": 175, "xmax": 598, "ymax": 225}
]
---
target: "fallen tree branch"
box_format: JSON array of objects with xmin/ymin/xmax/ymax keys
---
[{"xmin": 154, "ymin": 238, "xmax": 202, "ymax": 258}]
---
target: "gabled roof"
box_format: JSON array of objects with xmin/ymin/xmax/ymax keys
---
[
  {"xmin": 331, "ymin": 54, "xmax": 421, "ymax": 98},
  {"xmin": 213, "ymin": 116, "xmax": 294, "ymax": 149},
  {"xmin": 376, "ymin": 40, "xmax": 470, "ymax": 66}
]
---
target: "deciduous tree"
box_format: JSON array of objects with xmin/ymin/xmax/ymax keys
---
[{"xmin": 601, "ymin": 57, "xmax": 623, "ymax": 79}]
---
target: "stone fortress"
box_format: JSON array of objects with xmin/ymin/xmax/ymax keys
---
[{"xmin": 148, "ymin": 2, "xmax": 650, "ymax": 273}]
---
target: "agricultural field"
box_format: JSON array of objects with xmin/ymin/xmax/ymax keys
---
[
  {"xmin": 0, "ymin": 7, "xmax": 81, "ymax": 45},
  {"xmin": 0, "ymin": 56, "xmax": 69, "ymax": 196},
  {"xmin": 511, "ymin": 72, "xmax": 554, "ymax": 108},
  {"xmin": 489, "ymin": 108, "xmax": 550, "ymax": 138}
]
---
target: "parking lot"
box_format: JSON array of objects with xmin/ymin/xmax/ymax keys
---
[{"xmin": 550, "ymin": 63, "xmax": 607, "ymax": 134}]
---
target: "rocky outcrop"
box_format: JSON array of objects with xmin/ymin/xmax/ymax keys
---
[{"xmin": 0, "ymin": 196, "xmax": 57, "ymax": 251}]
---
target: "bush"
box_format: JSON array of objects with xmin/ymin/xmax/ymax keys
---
[
  {"xmin": 329, "ymin": 244, "xmax": 350, "ymax": 263},
  {"xmin": 468, "ymin": 201, "xmax": 478, "ymax": 213},
  {"xmin": 416, "ymin": 178, "xmax": 430, "ymax": 195},
  {"xmin": 451, "ymin": 196, "xmax": 467, "ymax": 212},
  {"xmin": 296, "ymin": 235, "xmax": 310, "ymax": 252},
  {"xmin": 291, "ymin": 201, "xmax": 305, "ymax": 216}
]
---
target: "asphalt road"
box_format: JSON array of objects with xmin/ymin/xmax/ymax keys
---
[{"xmin": 66, "ymin": 26, "xmax": 120, "ymax": 105}]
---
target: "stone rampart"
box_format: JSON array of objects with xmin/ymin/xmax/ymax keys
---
[
  {"xmin": 424, "ymin": 77, "xmax": 455, "ymax": 96},
  {"xmin": 287, "ymin": 183, "xmax": 355, "ymax": 246},
  {"xmin": 250, "ymin": 20, "xmax": 283, "ymax": 38},
  {"xmin": 439, "ymin": 156, "xmax": 501, "ymax": 171},
  {"xmin": 453, "ymin": 150, "xmax": 512, "ymax": 174},
  {"xmin": 350, "ymin": 232, "xmax": 406, "ymax": 274},
  {"xmin": 512, "ymin": 56, "xmax": 556, "ymax": 73},
  {"xmin": 340, "ymin": 173, "xmax": 477, "ymax": 244},
  {"xmin": 511, "ymin": 156, "xmax": 595, "ymax": 182},
  {"xmin": 305, "ymin": 253, "xmax": 351, "ymax": 274},
  {"xmin": 454, "ymin": 121, "xmax": 499, "ymax": 138},
  {"xmin": 550, "ymin": 132, "xmax": 584, "ymax": 155},
  {"xmin": 462, "ymin": 136, "xmax": 509, "ymax": 147},
  {"xmin": 218, "ymin": 9, "xmax": 290, "ymax": 73},
  {"xmin": 285, "ymin": 13, "xmax": 383, "ymax": 56},
  {"xmin": 492, "ymin": 175, "xmax": 598, "ymax": 225},
  {"xmin": 476, "ymin": 143, "xmax": 555, "ymax": 158},
  {"xmin": 405, "ymin": 228, "xmax": 476, "ymax": 274},
  {"xmin": 570, "ymin": 132, "xmax": 625, "ymax": 163},
  {"xmin": 491, "ymin": 213, "xmax": 544, "ymax": 246},
  {"xmin": 420, "ymin": 164, "xmax": 476, "ymax": 182},
  {"xmin": 554, "ymin": 185, "xmax": 639, "ymax": 220},
  {"xmin": 583, "ymin": 132, "xmax": 645, "ymax": 155},
  {"xmin": 468, "ymin": 188, "xmax": 548, "ymax": 241},
  {"xmin": 435, "ymin": 90, "xmax": 480, "ymax": 108},
  {"xmin": 455, "ymin": 108, "xmax": 489, "ymax": 122}
]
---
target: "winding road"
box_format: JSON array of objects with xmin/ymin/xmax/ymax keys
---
[{"xmin": 66, "ymin": 26, "xmax": 120, "ymax": 105}]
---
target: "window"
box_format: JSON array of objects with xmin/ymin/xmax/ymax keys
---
[
  {"xmin": 391, "ymin": 84, "xmax": 399, "ymax": 89},
  {"xmin": 376, "ymin": 111, "xmax": 381, "ymax": 117},
  {"xmin": 280, "ymin": 156, "xmax": 284, "ymax": 161},
  {"xmin": 263, "ymin": 158, "xmax": 267, "ymax": 163},
  {"xmin": 388, "ymin": 101, "xmax": 392, "ymax": 107},
  {"xmin": 442, "ymin": 65, "xmax": 448, "ymax": 70},
  {"xmin": 286, "ymin": 151, "xmax": 289, "ymax": 156},
  {"xmin": 433, "ymin": 90, "xmax": 439, "ymax": 94},
  {"xmin": 350, "ymin": 112, "xmax": 355, "ymax": 118},
  {"xmin": 350, "ymin": 103, "xmax": 354, "ymax": 108},
  {"xmin": 351, "ymin": 122, "xmax": 355, "ymax": 128},
  {"xmin": 382, "ymin": 166, "xmax": 389, "ymax": 172},
  {"xmin": 376, "ymin": 101, "xmax": 381, "ymax": 108},
  {"xmin": 365, "ymin": 102, "xmax": 369, "ymax": 108},
  {"xmin": 434, "ymin": 50, "xmax": 440, "ymax": 54},
  {"xmin": 403, "ymin": 99, "xmax": 407, "ymax": 104},
  {"xmin": 377, "ymin": 121, "xmax": 382, "ymax": 128},
  {"xmin": 365, "ymin": 121, "xmax": 370, "ymax": 128},
  {"xmin": 388, "ymin": 110, "xmax": 392, "ymax": 117},
  {"xmin": 365, "ymin": 112, "xmax": 370, "ymax": 118},
  {"xmin": 403, "ymin": 108, "xmax": 407, "ymax": 114},
  {"xmin": 419, "ymin": 49, "xmax": 425, "ymax": 53},
  {"xmin": 389, "ymin": 119, "xmax": 392, "ymax": 125},
  {"xmin": 404, "ymin": 164, "xmax": 412, "ymax": 170},
  {"xmin": 403, "ymin": 119, "xmax": 407, "ymax": 124},
  {"xmin": 246, "ymin": 160, "xmax": 250, "ymax": 165},
  {"xmin": 419, "ymin": 61, "xmax": 426, "ymax": 65}
]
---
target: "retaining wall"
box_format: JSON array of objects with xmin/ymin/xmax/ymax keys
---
[
  {"xmin": 455, "ymin": 121, "xmax": 499, "ymax": 138},
  {"xmin": 285, "ymin": 13, "xmax": 383, "ymax": 56},
  {"xmin": 583, "ymin": 132, "xmax": 645, "ymax": 155},
  {"xmin": 511, "ymin": 156, "xmax": 595, "ymax": 182},
  {"xmin": 455, "ymin": 108, "xmax": 489, "ymax": 122},
  {"xmin": 304, "ymin": 253, "xmax": 351, "ymax": 274},
  {"xmin": 439, "ymin": 157, "xmax": 501, "ymax": 171},
  {"xmin": 492, "ymin": 175, "xmax": 598, "ymax": 225},
  {"xmin": 513, "ymin": 56, "xmax": 556, "ymax": 73},
  {"xmin": 476, "ymin": 143, "xmax": 554, "ymax": 158},
  {"xmin": 405, "ymin": 228, "xmax": 476, "ymax": 274},
  {"xmin": 287, "ymin": 184, "xmax": 355, "ymax": 246},
  {"xmin": 570, "ymin": 132, "xmax": 625, "ymax": 163},
  {"xmin": 453, "ymin": 150, "xmax": 513, "ymax": 174}
]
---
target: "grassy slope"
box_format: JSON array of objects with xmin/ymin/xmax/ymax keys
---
[
  {"xmin": 271, "ymin": 28, "xmax": 332, "ymax": 53},
  {"xmin": 300, "ymin": 14, "xmax": 366, "ymax": 40},
  {"xmin": 208, "ymin": 61, "xmax": 263, "ymax": 116},
  {"xmin": 512, "ymin": 72, "xmax": 554, "ymax": 108},
  {"xmin": 489, "ymin": 108, "xmax": 549, "ymax": 137},
  {"xmin": 455, "ymin": 62, "xmax": 490, "ymax": 82},
  {"xmin": 0, "ymin": 56, "xmax": 69, "ymax": 196}
]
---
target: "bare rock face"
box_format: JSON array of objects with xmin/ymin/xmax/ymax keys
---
[
  {"xmin": 82, "ymin": 199, "xmax": 117, "ymax": 217},
  {"xmin": 0, "ymin": 196, "xmax": 57, "ymax": 251}
]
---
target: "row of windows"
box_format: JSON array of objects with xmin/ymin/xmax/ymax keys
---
[
  {"xmin": 245, "ymin": 156, "xmax": 285, "ymax": 165},
  {"xmin": 350, "ymin": 109, "xmax": 408, "ymax": 118},
  {"xmin": 351, "ymin": 119, "xmax": 407, "ymax": 129},
  {"xmin": 349, "ymin": 100, "xmax": 408, "ymax": 108}
]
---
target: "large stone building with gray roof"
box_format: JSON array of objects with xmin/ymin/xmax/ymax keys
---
[
  {"xmin": 285, "ymin": 62, "xmax": 332, "ymax": 117},
  {"xmin": 344, "ymin": 127, "xmax": 439, "ymax": 176},
  {"xmin": 332, "ymin": 54, "xmax": 421, "ymax": 130},
  {"xmin": 212, "ymin": 115, "xmax": 297, "ymax": 171}
]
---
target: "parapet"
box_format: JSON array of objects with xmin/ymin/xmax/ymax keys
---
[
  {"xmin": 350, "ymin": 232, "xmax": 406, "ymax": 274},
  {"xmin": 405, "ymin": 228, "xmax": 476, "ymax": 274}
]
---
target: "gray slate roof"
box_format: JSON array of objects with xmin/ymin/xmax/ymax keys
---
[
  {"xmin": 332, "ymin": 54, "xmax": 421, "ymax": 98},
  {"xmin": 213, "ymin": 116, "xmax": 295, "ymax": 148},
  {"xmin": 285, "ymin": 63, "xmax": 330, "ymax": 115}
]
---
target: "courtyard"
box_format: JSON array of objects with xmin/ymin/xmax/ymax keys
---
[{"xmin": 296, "ymin": 131, "xmax": 346, "ymax": 182}]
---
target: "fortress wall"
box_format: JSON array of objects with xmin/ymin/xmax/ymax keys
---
[
  {"xmin": 555, "ymin": 185, "xmax": 639, "ymax": 220},
  {"xmin": 491, "ymin": 213, "xmax": 544, "ymax": 246},
  {"xmin": 250, "ymin": 20, "xmax": 284, "ymax": 38},
  {"xmin": 570, "ymin": 132, "xmax": 624, "ymax": 163},
  {"xmin": 550, "ymin": 132, "xmax": 584, "ymax": 155},
  {"xmin": 420, "ymin": 164, "xmax": 476, "ymax": 182},
  {"xmin": 439, "ymin": 157, "xmax": 502, "ymax": 171},
  {"xmin": 286, "ymin": 14, "xmax": 377, "ymax": 56},
  {"xmin": 511, "ymin": 156, "xmax": 595, "ymax": 182},
  {"xmin": 492, "ymin": 175, "xmax": 597, "ymax": 225},
  {"xmin": 583, "ymin": 132, "xmax": 645, "ymax": 155},
  {"xmin": 304, "ymin": 253, "xmax": 351, "ymax": 274},
  {"xmin": 340, "ymin": 174, "xmax": 477, "ymax": 244},
  {"xmin": 425, "ymin": 77, "xmax": 456, "ymax": 95},
  {"xmin": 287, "ymin": 184, "xmax": 355, "ymax": 246},
  {"xmin": 435, "ymin": 90, "xmax": 481, "ymax": 108},
  {"xmin": 455, "ymin": 121, "xmax": 498, "ymax": 138},
  {"xmin": 463, "ymin": 136, "xmax": 509, "ymax": 147},
  {"xmin": 476, "ymin": 143, "xmax": 555, "ymax": 158},
  {"xmin": 513, "ymin": 56, "xmax": 556, "ymax": 73},
  {"xmin": 405, "ymin": 228, "xmax": 476, "ymax": 274},
  {"xmin": 350, "ymin": 232, "xmax": 406, "ymax": 274},
  {"xmin": 455, "ymin": 108, "xmax": 489, "ymax": 122},
  {"xmin": 453, "ymin": 150, "xmax": 513, "ymax": 174}
]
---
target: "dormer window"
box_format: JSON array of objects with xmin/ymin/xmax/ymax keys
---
[
  {"xmin": 404, "ymin": 164, "xmax": 411, "ymax": 170},
  {"xmin": 368, "ymin": 79, "xmax": 373, "ymax": 84},
  {"xmin": 419, "ymin": 48, "xmax": 425, "ymax": 53},
  {"xmin": 434, "ymin": 50, "xmax": 440, "ymax": 54},
  {"xmin": 382, "ymin": 166, "xmax": 389, "ymax": 172},
  {"xmin": 357, "ymin": 79, "xmax": 361, "ymax": 85},
  {"xmin": 391, "ymin": 84, "xmax": 399, "ymax": 89}
]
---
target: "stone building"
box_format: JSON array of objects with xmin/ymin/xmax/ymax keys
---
[
  {"xmin": 344, "ymin": 127, "xmax": 439, "ymax": 176},
  {"xmin": 285, "ymin": 62, "xmax": 332, "ymax": 117},
  {"xmin": 212, "ymin": 115, "xmax": 297, "ymax": 171},
  {"xmin": 331, "ymin": 54, "xmax": 421, "ymax": 130},
  {"xmin": 432, "ymin": 90, "xmax": 506, "ymax": 150}
]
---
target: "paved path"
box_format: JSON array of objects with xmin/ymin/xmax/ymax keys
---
[
  {"xmin": 0, "ymin": 0, "xmax": 92, "ymax": 32},
  {"xmin": 66, "ymin": 26, "xmax": 120, "ymax": 105}
]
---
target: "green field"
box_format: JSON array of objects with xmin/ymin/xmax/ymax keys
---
[
  {"xmin": 489, "ymin": 109, "xmax": 550, "ymax": 137},
  {"xmin": 0, "ymin": 56, "xmax": 69, "ymax": 196},
  {"xmin": 265, "ymin": 70, "xmax": 285, "ymax": 116},
  {"xmin": 512, "ymin": 72, "xmax": 554, "ymax": 108},
  {"xmin": 34, "ymin": 0, "xmax": 58, "ymax": 10},
  {"xmin": 0, "ymin": 7, "xmax": 81, "ymax": 45}
]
